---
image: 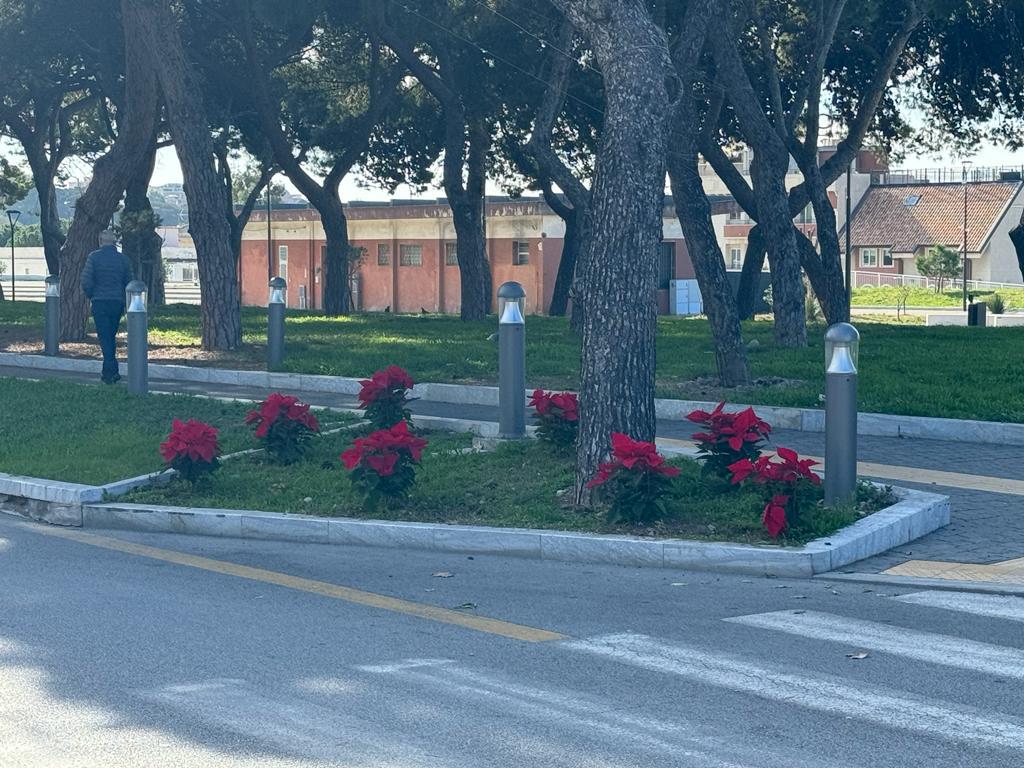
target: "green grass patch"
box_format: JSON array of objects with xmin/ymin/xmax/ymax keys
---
[
  {"xmin": 0, "ymin": 377, "xmax": 349, "ymax": 485},
  {"xmin": 853, "ymin": 285, "xmax": 1024, "ymax": 309},
  {"xmin": 127, "ymin": 434, "xmax": 886, "ymax": 546},
  {"xmin": 4, "ymin": 300, "xmax": 1024, "ymax": 422}
]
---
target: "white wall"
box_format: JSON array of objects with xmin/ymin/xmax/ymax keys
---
[{"xmin": 981, "ymin": 187, "xmax": 1024, "ymax": 284}]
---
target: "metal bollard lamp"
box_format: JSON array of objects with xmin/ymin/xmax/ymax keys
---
[
  {"xmin": 267, "ymin": 276, "xmax": 287, "ymax": 369},
  {"xmin": 44, "ymin": 275, "xmax": 60, "ymax": 356},
  {"xmin": 497, "ymin": 281, "xmax": 526, "ymax": 439},
  {"xmin": 824, "ymin": 322, "xmax": 859, "ymax": 506},
  {"xmin": 126, "ymin": 280, "xmax": 148, "ymax": 394}
]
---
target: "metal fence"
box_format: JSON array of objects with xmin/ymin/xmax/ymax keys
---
[
  {"xmin": 873, "ymin": 166, "xmax": 1024, "ymax": 185},
  {"xmin": 851, "ymin": 270, "xmax": 1022, "ymax": 292},
  {"xmin": 7, "ymin": 280, "xmax": 201, "ymax": 304}
]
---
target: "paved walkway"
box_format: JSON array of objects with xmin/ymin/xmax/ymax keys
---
[{"xmin": 3, "ymin": 363, "xmax": 1021, "ymax": 578}]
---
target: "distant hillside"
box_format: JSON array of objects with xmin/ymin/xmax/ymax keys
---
[{"xmin": 11, "ymin": 183, "xmax": 189, "ymax": 230}]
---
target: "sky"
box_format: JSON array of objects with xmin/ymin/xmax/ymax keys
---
[{"xmin": 146, "ymin": 139, "xmax": 1024, "ymax": 204}]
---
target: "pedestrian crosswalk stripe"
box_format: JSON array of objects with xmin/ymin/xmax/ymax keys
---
[
  {"xmin": 892, "ymin": 591, "xmax": 1024, "ymax": 623},
  {"xmin": 725, "ymin": 610, "xmax": 1024, "ymax": 679},
  {"xmin": 568, "ymin": 633, "xmax": 1024, "ymax": 752}
]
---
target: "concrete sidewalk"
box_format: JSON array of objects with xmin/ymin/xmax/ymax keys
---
[{"xmin": 3, "ymin": 363, "xmax": 1020, "ymax": 581}]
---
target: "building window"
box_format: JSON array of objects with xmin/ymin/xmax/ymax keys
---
[
  {"xmin": 658, "ymin": 242, "xmax": 675, "ymax": 290},
  {"xmin": 729, "ymin": 247, "xmax": 743, "ymax": 270},
  {"xmin": 861, "ymin": 247, "xmax": 877, "ymax": 267},
  {"xmin": 727, "ymin": 209, "xmax": 749, "ymax": 224},
  {"xmin": 181, "ymin": 265, "xmax": 197, "ymax": 283},
  {"xmin": 512, "ymin": 240, "xmax": 530, "ymax": 266},
  {"xmin": 377, "ymin": 243, "xmax": 390, "ymax": 266},
  {"xmin": 882, "ymin": 248, "xmax": 893, "ymax": 267},
  {"xmin": 278, "ymin": 245, "xmax": 288, "ymax": 281},
  {"xmin": 399, "ymin": 243, "xmax": 422, "ymax": 266},
  {"xmin": 445, "ymin": 241, "xmax": 458, "ymax": 266}
]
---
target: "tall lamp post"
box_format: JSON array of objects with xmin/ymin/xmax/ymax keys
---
[
  {"xmin": 6, "ymin": 210, "xmax": 20, "ymax": 301},
  {"xmin": 961, "ymin": 160, "xmax": 972, "ymax": 311}
]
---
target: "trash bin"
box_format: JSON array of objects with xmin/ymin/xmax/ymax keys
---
[{"xmin": 968, "ymin": 302, "xmax": 987, "ymax": 327}]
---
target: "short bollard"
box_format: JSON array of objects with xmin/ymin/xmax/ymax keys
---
[
  {"xmin": 497, "ymin": 281, "xmax": 526, "ymax": 439},
  {"xmin": 44, "ymin": 275, "xmax": 60, "ymax": 356},
  {"xmin": 267, "ymin": 276, "xmax": 287, "ymax": 369},
  {"xmin": 126, "ymin": 280, "xmax": 148, "ymax": 395},
  {"xmin": 824, "ymin": 322, "xmax": 859, "ymax": 506}
]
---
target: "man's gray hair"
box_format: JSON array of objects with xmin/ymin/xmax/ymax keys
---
[{"xmin": 99, "ymin": 230, "xmax": 116, "ymax": 246}]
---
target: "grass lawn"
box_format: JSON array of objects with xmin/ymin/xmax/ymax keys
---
[
  {"xmin": 852, "ymin": 285, "xmax": 1024, "ymax": 309},
  {"xmin": 3, "ymin": 300, "xmax": 1024, "ymax": 422},
  {"xmin": 126, "ymin": 430, "xmax": 889, "ymax": 546},
  {"xmin": 0, "ymin": 377, "xmax": 350, "ymax": 485}
]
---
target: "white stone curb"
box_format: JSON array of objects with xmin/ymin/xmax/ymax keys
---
[
  {"xmin": 3, "ymin": 351, "xmax": 1022, "ymax": 446},
  {"xmin": 73, "ymin": 486, "xmax": 947, "ymax": 577}
]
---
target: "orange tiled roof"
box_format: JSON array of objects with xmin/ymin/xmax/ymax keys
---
[{"xmin": 847, "ymin": 181, "xmax": 1020, "ymax": 254}]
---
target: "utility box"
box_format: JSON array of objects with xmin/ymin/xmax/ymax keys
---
[
  {"xmin": 968, "ymin": 302, "xmax": 987, "ymax": 327},
  {"xmin": 669, "ymin": 279, "xmax": 703, "ymax": 316}
]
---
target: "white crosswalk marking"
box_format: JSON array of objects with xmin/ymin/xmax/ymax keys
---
[
  {"xmin": 567, "ymin": 633, "xmax": 1024, "ymax": 752},
  {"xmin": 725, "ymin": 610, "xmax": 1024, "ymax": 679},
  {"xmin": 893, "ymin": 591, "xmax": 1024, "ymax": 623}
]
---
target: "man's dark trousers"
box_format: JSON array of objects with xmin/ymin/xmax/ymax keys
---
[{"xmin": 92, "ymin": 299, "xmax": 125, "ymax": 382}]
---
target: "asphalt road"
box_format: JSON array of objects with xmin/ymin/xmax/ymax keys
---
[{"xmin": 2, "ymin": 513, "xmax": 1024, "ymax": 768}]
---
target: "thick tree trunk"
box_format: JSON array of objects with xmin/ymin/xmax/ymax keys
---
[
  {"xmin": 24, "ymin": 154, "xmax": 65, "ymax": 277},
  {"xmin": 122, "ymin": 138, "xmax": 165, "ymax": 306},
  {"xmin": 444, "ymin": 121, "xmax": 490, "ymax": 321},
  {"xmin": 131, "ymin": 0, "xmax": 240, "ymax": 350},
  {"xmin": 548, "ymin": 206, "xmax": 577, "ymax": 317},
  {"xmin": 737, "ymin": 225, "xmax": 767, "ymax": 320},
  {"xmin": 1011, "ymin": 224, "xmax": 1024, "ymax": 281},
  {"xmin": 668, "ymin": 160, "xmax": 749, "ymax": 386},
  {"xmin": 59, "ymin": 2, "xmax": 160, "ymax": 342},
  {"xmin": 750, "ymin": 150, "xmax": 807, "ymax": 347},
  {"xmin": 796, "ymin": 163, "xmax": 848, "ymax": 323},
  {"xmin": 549, "ymin": 0, "xmax": 675, "ymax": 500},
  {"xmin": 320, "ymin": 198, "xmax": 352, "ymax": 315}
]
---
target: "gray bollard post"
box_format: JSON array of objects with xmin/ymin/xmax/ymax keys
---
[
  {"xmin": 824, "ymin": 322, "xmax": 860, "ymax": 506},
  {"xmin": 267, "ymin": 276, "xmax": 287, "ymax": 369},
  {"xmin": 126, "ymin": 280, "xmax": 148, "ymax": 395},
  {"xmin": 497, "ymin": 281, "xmax": 527, "ymax": 439},
  {"xmin": 44, "ymin": 275, "xmax": 60, "ymax": 356}
]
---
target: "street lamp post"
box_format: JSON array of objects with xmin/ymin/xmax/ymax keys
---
[
  {"xmin": 961, "ymin": 161, "xmax": 972, "ymax": 312},
  {"xmin": 6, "ymin": 210, "xmax": 20, "ymax": 301}
]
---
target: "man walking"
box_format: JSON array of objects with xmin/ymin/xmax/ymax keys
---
[{"xmin": 81, "ymin": 230, "xmax": 133, "ymax": 384}]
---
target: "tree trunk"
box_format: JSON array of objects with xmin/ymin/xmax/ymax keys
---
[
  {"xmin": 320, "ymin": 196, "xmax": 352, "ymax": 315},
  {"xmin": 444, "ymin": 120, "xmax": 490, "ymax": 321},
  {"xmin": 24, "ymin": 152, "xmax": 65, "ymax": 277},
  {"xmin": 549, "ymin": 0, "xmax": 675, "ymax": 500},
  {"xmin": 547, "ymin": 206, "xmax": 577, "ymax": 317},
  {"xmin": 59, "ymin": 2, "xmax": 160, "ymax": 342},
  {"xmin": 737, "ymin": 225, "xmax": 767, "ymax": 320},
  {"xmin": 1011, "ymin": 224, "xmax": 1024, "ymax": 281},
  {"xmin": 667, "ymin": 159, "xmax": 749, "ymax": 386},
  {"xmin": 122, "ymin": 137, "xmax": 165, "ymax": 306},
  {"xmin": 131, "ymin": 0, "xmax": 240, "ymax": 350},
  {"xmin": 750, "ymin": 150, "xmax": 807, "ymax": 347},
  {"xmin": 795, "ymin": 163, "xmax": 848, "ymax": 323}
]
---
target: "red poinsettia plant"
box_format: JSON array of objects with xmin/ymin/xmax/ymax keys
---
[
  {"xmin": 245, "ymin": 392, "xmax": 321, "ymax": 464},
  {"xmin": 687, "ymin": 402, "xmax": 771, "ymax": 480},
  {"xmin": 159, "ymin": 418, "xmax": 221, "ymax": 484},
  {"xmin": 358, "ymin": 365, "xmax": 415, "ymax": 430},
  {"xmin": 341, "ymin": 420, "xmax": 429, "ymax": 511},
  {"xmin": 529, "ymin": 389, "xmax": 579, "ymax": 448},
  {"xmin": 587, "ymin": 433, "xmax": 680, "ymax": 525},
  {"xmin": 728, "ymin": 447, "xmax": 821, "ymax": 539}
]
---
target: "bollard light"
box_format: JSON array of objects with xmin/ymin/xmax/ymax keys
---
[
  {"xmin": 497, "ymin": 280, "xmax": 526, "ymax": 322},
  {"xmin": 824, "ymin": 322, "xmax": 859, "ymax": 506},
  {"xmin": 825, "ymin": 322, "xmax": 859, "ymax": 371},
  {"xmin": 267, "ymin": 276, "xmax": 287, "ymax": 369},
  {"xmin": 126, "ymin": 280, "xmax": 148, "ymax": 313},
  {"xmin": 269, "ymin": 276, "xmax": 287, "ymax": 305},
  {"xmin": 44, "ymin": 275, "xmax": 60, "ymax": 357},
  {"xmin": 126, "ymin": 280, "xmax": 149, "ymax": 394},
  {"xmin": 497, "ymin": 281, "xmax": 527, "ymax": 439}
]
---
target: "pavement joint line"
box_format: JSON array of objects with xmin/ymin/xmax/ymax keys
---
[{"xmin": 20, "ymin": 522, "xmax": 567, "ymax": 644}]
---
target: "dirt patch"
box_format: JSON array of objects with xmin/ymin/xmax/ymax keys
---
[{"xmin": 658, "ymin": 375, "xmax": 808, "ymax": 402}]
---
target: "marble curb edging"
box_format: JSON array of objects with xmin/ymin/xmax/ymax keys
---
[
  {"xmin": 2, "ymin": 351, "xmax": 1022, "ymax": 446},
  {"xmin": 72, "ymin": 486, "xmax": 949, "ymax": 577}
]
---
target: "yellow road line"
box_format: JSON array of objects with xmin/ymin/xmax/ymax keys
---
[
  {"xmin": 657, "ymin": 438, "xmax": 1024, "ymax": 495},
  {"xmin": 25, "ymin": 524, "xmax": 566, "ymax": 643}
]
